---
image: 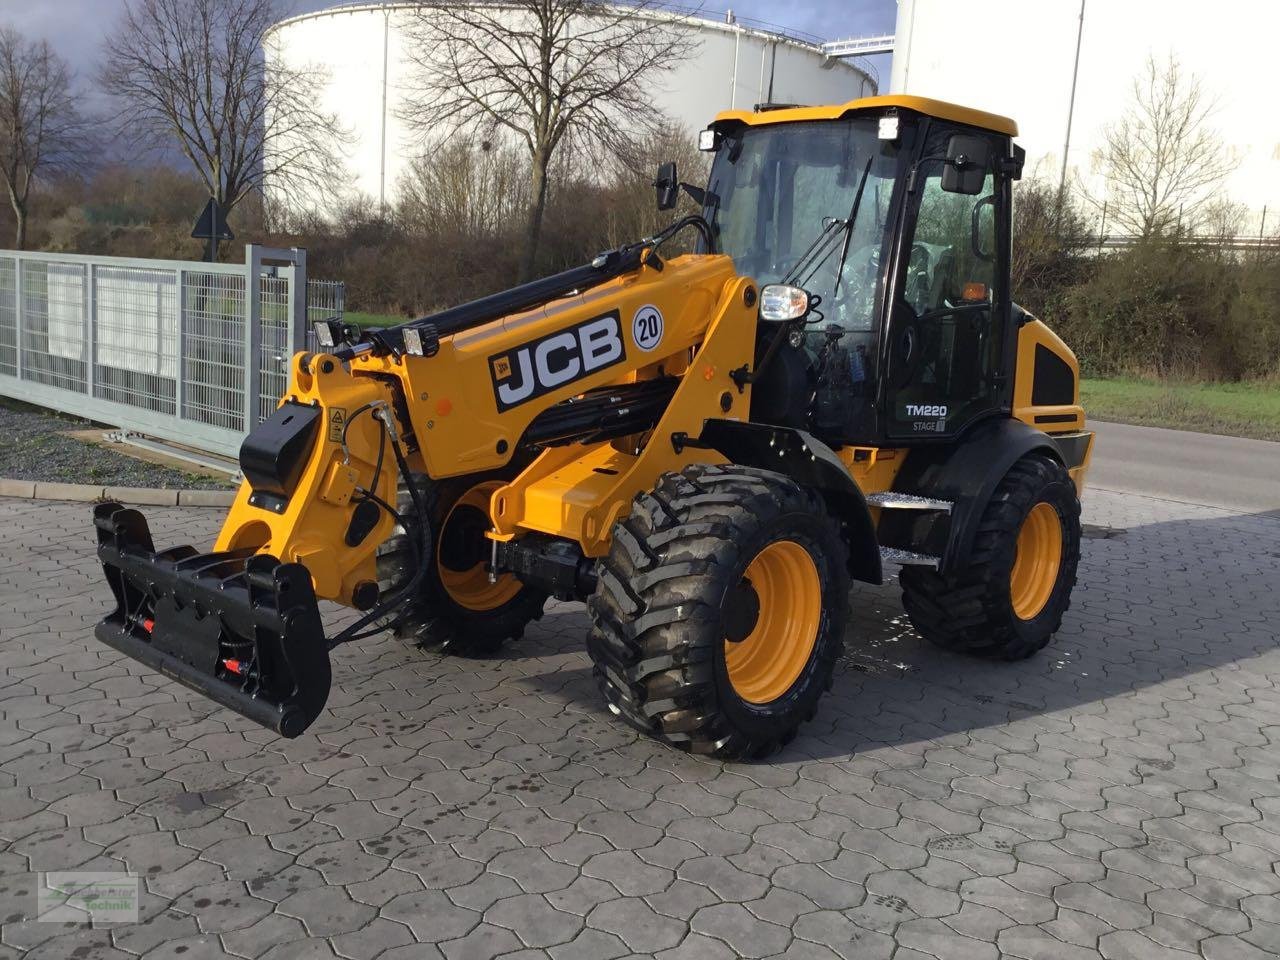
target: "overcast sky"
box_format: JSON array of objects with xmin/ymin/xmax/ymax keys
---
[{"xmin": 1, "ymin": 0, "xmax": 897, "ymax": 89}]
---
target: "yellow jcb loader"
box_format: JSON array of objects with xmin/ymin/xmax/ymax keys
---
[{"xmin": 92, "ymin": 95, "xmax": 1093, "ymax": 759}]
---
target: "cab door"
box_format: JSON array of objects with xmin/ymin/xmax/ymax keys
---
[{"xmin": 884, "ymin": 123, "xmax": 1013, "ymax": 440}]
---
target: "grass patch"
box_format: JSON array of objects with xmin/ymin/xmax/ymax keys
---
[{"xmin": 1082, "ymin": 377, "xmax": 1280, "ymax": 442}]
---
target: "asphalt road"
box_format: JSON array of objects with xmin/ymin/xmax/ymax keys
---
[{"xmin": 1088, "ymin": 419, "xmax": 1280, "ymax": 515}]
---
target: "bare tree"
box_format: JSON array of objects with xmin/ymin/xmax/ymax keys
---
[
  {"xmin": 1199, "ymin": 195, "xmax": 1247, "ymax": 243},
  {"xmin": 0, "ymin": 28, "xmax": 87, "ymax": 249},
  {"xmin": 597, "ymin": 122, "xmax": 705, "ymax": 250},
  {"xmin": 401, "ymin": 0, "xmax": 694, "ymax": 280},
  {"xmin": 1011, "ymin": 177, "xmax": 1091, "ymax": 316},
  {"xmin": 397, "ymin": 140, "xmax": 530, "ymax": 240},
  {"xmin": 100, "ymin": 0, "xmax": 349, "ymax": 224},
  {"xmin": 1089, "ymin": 55, "xmax": 1231, "ymax": 239}
]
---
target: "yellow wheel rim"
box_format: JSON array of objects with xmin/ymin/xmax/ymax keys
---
[
  {"xmin": 1010, "ymin": 501, "xmax": 1063, "ymax": 620},
  {"xmin": 436, "ymin": 481, "xmax": 522, "ymax": 612},
  {"xmin": 724, "ymin": 540, "xmax": 823, "ymax": 704}
]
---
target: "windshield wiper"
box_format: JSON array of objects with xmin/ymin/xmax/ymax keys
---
[
  {"xmin": 785, "ymin": 218, "xmax": 846, "ymax": 287},
  {"xmin": 831, "ymin": 157, "xmax": 874, "ymax": 303},
  {"xmin": 784, "ymin": 156, "xmax": 875, "ymax": 297}
]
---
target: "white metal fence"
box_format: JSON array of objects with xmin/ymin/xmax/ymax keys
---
[{"xmin": 0, "ymin": 245, "xmax": 343, "ymax": 459}]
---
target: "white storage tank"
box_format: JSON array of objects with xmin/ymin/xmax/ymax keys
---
[{"xmin": 265, "ymin": 2, "xmax": 877, "ymax": 214}]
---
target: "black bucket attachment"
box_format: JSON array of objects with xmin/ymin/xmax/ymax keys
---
[{"xmin": 92, "ymin": 502, "xmax": 331, "ymax": 738}]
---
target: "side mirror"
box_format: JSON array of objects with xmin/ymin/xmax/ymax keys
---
[
  {"xmin": 942, "ymin": 134, "xmax": 991, "ymax": 195},
  {"xmin": 654, "ymin": 161, "xmax": 678, "ymax": 211}
]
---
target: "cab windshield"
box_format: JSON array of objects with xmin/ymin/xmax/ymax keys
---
[{"xmin": 704, "ymin": 118, "xmax": 903, "ymax": 334}]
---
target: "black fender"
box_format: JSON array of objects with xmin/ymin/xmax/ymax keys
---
[
  {"xmin": 893, "ymin": 417, "xmax": 1064, "ymax": 576},
  {"xmin": 697, "ymin": 419, "xmax": 882, "ymax": 585}
]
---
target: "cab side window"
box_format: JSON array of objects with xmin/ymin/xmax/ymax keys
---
[
  {"xmin": 886, "ymin": 126, "xmax": 1007, "ymax": 439},
  {"xmin": 905, "ymin": 172, "xmax": 996, "ymax": 315}
]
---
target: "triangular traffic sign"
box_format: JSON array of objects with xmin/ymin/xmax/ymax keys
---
[{"xmin": 191, "ymin": 198, "xmax": 235, "ymax": 241}]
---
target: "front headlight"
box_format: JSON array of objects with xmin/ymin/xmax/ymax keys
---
[{"xmin": 759, "ymin": 284, "xmax": 811, "ymax": 323}]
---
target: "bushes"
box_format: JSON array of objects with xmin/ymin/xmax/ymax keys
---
[
  {"xmin": 1223, "ymin": 259, "xmax": 1280, "ymax": 380},
  {"xmin": 5, "ymin": 146, "xmax": 689, "ymax": 319},
  {"xmin": 281, "ymin": 132, "xmax": 707, "ymax": 318},
  {"xmin": 1010, "ymin": 179, "xmax": 1093, "ymax": 319},
  {"xmin": 10, "ymin": 161, "xmax": 1277, "ymax": 386},
  {"xmin": 1009, "ymin": 179, "xmax": 1280, "ymax": 382},
  {"xmin": 1045, "ymin": 243, "xmax": 1279, "ymax": 381},
  {"xmin": 1052, "ymin": 242, "xmax": 1226, "ymax": 377}
]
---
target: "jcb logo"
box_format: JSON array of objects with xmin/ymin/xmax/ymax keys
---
[
  {"xmin": 905, "ymin": 404, "xmax": 948, "ymax": 417},
  {"xmin": 490, "ymin": 311, "xmax": 626, "ymax": 412}
]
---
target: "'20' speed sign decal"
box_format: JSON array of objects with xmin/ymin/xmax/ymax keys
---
[{"xmin": 632, "ymin": 304, "xmax": 664, "ymax": 352}]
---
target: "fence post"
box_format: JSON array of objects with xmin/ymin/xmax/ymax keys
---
[
  {"xmin": 288, "ymin": 247, "xmax": 307, "ymax": 357},
  {"xmin": 13, "ymin": 254, "xmax": 22, "ymax": 380},
  {"xmin": 86, "ymin": 262, "xmax": 96, "ymax": 398},
  {"xmin": 1259, "ymin": 206, "xmax": 1268, "ymax": 265},
  {"xmin": 244, "ymin": 245, "xmax": 263, "ymax": 432},
  {"xmin": 176, "ymin": 266, "xmax": 186, "ymax": 418}
]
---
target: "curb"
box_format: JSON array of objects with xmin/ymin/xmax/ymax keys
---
[{"xmin": 0, "ymin": 477, "xmax": 236, "ymax": 508}]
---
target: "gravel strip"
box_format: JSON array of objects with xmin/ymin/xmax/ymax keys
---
[{"xmin": 0, "ymin": 400, "xmax": 234, "ymax": 490}]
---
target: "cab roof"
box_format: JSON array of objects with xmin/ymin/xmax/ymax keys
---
[{"xmin": 712, "ymin": 94, "xmax": 1019, "ymax": 138}]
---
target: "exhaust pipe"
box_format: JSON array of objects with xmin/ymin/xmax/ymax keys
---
[{"xmin": 93, "ymin": 501, "xmax": 331, "ymax": 738}]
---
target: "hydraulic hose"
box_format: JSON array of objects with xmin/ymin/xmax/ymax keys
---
[{"xmin": 327, "ymin": 414, "xmax": 430, "ymax": 649}]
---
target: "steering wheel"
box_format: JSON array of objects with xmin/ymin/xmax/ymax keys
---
[
  {"xmin": 859, "ymin": 245, "xmax": 881, "ymax": 283},
  {"xmin": 824, "ymin": 244, "xmax": 880, "ymax": 331},
  {"xmin": 916, "ymin": 300, "xmax": 991, "ymax": 325},
  {"xmin": 894, "ymin": 299, "xmax": 992, "ymax": 390}
]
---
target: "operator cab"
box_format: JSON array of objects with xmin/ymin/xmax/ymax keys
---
[{"xmin": 694, "ymin": 95, "xmax": 1022, "ymax": 447}]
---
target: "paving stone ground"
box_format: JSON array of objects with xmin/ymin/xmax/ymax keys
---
[{"xmin": 1, "ymin": 489, "xmax": 1279, "ymax": 960}]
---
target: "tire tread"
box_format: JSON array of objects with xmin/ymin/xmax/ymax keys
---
[
  {"xmin": 900, "ymin": 455, "xmax": 1082, "ymax": 660},
  {"xmin": 587, "ymin": 463, "xmax": 849, "ymax": 760}
]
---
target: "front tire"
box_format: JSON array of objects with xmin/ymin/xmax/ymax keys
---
[
  {"xmin": 900, "ymin": 455, "xmax": 1081, "ymax": 660},
  {"xmin": 587, "ymin": 464, "xmax": 850, "ymax": 760},
  {"xmin": 377, "ymin": 472, "xmax": 547, "ymax": 657}
]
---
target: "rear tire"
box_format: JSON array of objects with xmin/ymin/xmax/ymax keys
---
[
  {"xmin": 900, "ymin": 455, "xmax": 1081, "ymax": 660},
  {"xmin": 377, "ymin": 472, "xmax": 547, "ymax": 657},
  {"xmin": 587, "ymin": 464, "xmax": 850, "ymax": 760}
]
